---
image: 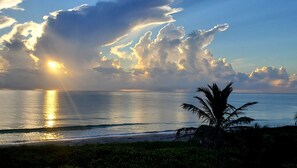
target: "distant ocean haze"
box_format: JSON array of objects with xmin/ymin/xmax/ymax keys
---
[{"xmin": 0, "ymin": 90, "xmax": 296, "ymax": 145}]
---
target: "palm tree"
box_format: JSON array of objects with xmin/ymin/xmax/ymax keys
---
[{"xmin": 176, "ymin": 82, "xmax": 257, "ymax": 147}]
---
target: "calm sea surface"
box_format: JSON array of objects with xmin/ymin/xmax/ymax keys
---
[{"xmin": 0, "ymin": 90, "xmax": 296, "ymax": 145}]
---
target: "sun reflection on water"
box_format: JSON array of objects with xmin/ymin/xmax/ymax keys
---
[
  {"xmin": 41, "ymin": 90, "xmax": 64, "ymax": 140},
  {"xmin": 41, "ymin": 132, "xmax": 61, "ymax": 140},
  {"xmin": 44, "ymin": 90, "xmax": 58, "ymax": 128}
]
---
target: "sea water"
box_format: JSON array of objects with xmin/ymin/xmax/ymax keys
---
[{"xmin": 0, "ymin": 90, "xmax": 296, "ymax": 144}]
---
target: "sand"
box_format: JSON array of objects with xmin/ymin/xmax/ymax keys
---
[{"xmin": 2, "ymin": 133, "xmax": 176, "ymax": 146}]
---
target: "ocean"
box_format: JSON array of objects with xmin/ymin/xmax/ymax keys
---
[{"xmin": 0, "ymin": 90, "xmax": 296, "ymax": 145}]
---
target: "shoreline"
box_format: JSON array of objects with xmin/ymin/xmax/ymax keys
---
[
  {"xmin": 2, "ymin": 125, "xmax": 296, "ymax": 147},
  {"xmin": 1, "ymin": 133, "xmax": 176, "ymax": 147}
]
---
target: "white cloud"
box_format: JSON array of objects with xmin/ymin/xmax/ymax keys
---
[
  {"xmin": 0, "ymin": 21, "xmax": 44, "ymax": 70},
  {"xmin": 34, "ymin": 0, "xmax": 180, "ymax": 70},
  {"xmin": 110, "ymin": 41, "xmax": 133, "ymax": 59},
  {"xmin": 1, "ymin": 21, "xmax": 44, "ymax": 50},
  {"xmin": 108, "ymin": 23, "xmax": 297, "ymax": 92},
  {"xmin": 128, "ymin": 23, "xmax": 233, "ymax": 90},
  {"xmin": 0, "ymin": 0, "xmax": 24, "ymax": 11},
  {"xmin": 130, "ymin": 23, "xmax": 229, "ymax": 75},
  {"xmin": 0, "ymin": 15, "xmax": 16, "ymax": 29},
  {"xmin": 247, "ymin": 66, "xmax": 292, "ymax": 90},
  {"xmin": 249, "ymin": 66, "xmax": 289, "ymax": 84},
  {"xmin": 0, "ymin": 0, "xmax": 181, "ymax": 90},
  {"xmin": 0, "ymin": 0, "xmax": 296, "ymax": 92}
]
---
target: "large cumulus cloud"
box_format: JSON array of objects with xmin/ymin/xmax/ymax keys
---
[
  {"xmin": 103, "ymin": 23, "xmax": 297, "ymax": 92},
  {"xmin": 126, "ymin": 23, "xmax": 236, "ymax": 90},
  {"xmin": 34, "ymin": 0, "xmax": 180, "ymax": 69},
  {"xmin": 0, "ymin": 0, "xmax": 296, "ymax": 92},
  {"xmin": 0, "ymin": 0, "xmax": 180, "ymax": 90}
]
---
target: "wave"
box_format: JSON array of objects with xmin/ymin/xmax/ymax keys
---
[
  {"xmin": 68, "ymin": 129, "xmax": 177, "ymax": 140},
  {"xmin": 2, "ymin": 129, "xmax": 177, "ymax": 145},
  {"xmin": 0, "ymin": 123, "xmax": 150, "ymax": 134}
]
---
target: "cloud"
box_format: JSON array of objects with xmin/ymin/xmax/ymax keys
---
[
  {"xmin": 244, "ymin": 66, "xmax": 297, "ymax": 92},
  {"xmin": 0, "ymin": 0, "xmax": 24, "ymax": 11},
  {"xmin": 110, "ymin": 41, "xmax": 133, "ymax": 60},
  {"xmin": 93, "ymin": 56, "xmax": 125, "ymax": 75},
  {"xmin": 1, "ymin": 21, "xmax": 44, "ymax": 50},
  {"xmin": 133, "ymin": 23, "xmax": 186, "ymax": 69},
  {"xmin": 127, "ymin": 23, "xmax": 233, "ymax": 90},
  {"xmin": 0, "ymin": 15, "xmax": 16, "ymax": 29},
  {"xmin": 0, "ymin": 69, "xmax": 59, "ymax": 89},
  {"xmin": 0, "ymin": 21, "xmax": 43, "ymax": 70},
  {"xmin": 0, "ymin": 39, "xmax": 35, "ymax": 69},
  {"xmin": 0, "ymin": 0, "xmax": 181, "ymax": 90},
  {"xmin": 249, "ymin": 66, "xmax": 289, "ymax": 85},
  {"xmin": 34, "ymin": 0, "xmax": 180, "ymax": 70},
  {"xmin": 0, "ymin": 0, "xmax": 296, "ymax": 92},
  {"xmin": 108, "ymin": 23, "xmax": 297, "ymax": 92},
  {"xmin": 0, "ymin": 56, "xmax": 8, "ymax": 72},
  {"xmin": 133, "ymin": 23, "xmax": 230, "ymax": 73}
]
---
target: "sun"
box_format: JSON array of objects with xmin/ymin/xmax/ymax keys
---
[
  {"xmin": 47, "ymin": 60, "xmax": 66, "ymax": 74},
  {"xmin": 48, "ymin": 61, "xmax": 58, "ymax": 70}
]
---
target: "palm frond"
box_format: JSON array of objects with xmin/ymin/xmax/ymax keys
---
[
  {"xmin": 227, "ymin": 103, "xmax": 237, "ymax": 111},
  {"xmin": 222, "ymin": 82, "xmax": 233, "ymax": 93},
  {"xmin": 197, "ymin": 87, "xmax": 214, "ymax": 103},
  {"xmin": 208, "ymin": 83, "xmax": 220, "ymax": 93},
  {"xmin": 225, "ymin": 111, "xmax": 244, "ymax": 119},
  {"xmin": 221, "ymin": 82, "xmax": 233, "ymax": 102},
  {"xmin": 208, "ymin": 83, "xmax": 220, "ymax": 104},
  {"xmin": 237, "ymin": 102, "xmax": 258, "ymax": 111},
  {"xmin": 181, "ymin": 103, "xmax": 199, "ymax": 112},
  {"xmin": 225, "ymin": 102, "xmax": 257, "ymax": 121},
  {"xmin": 193, "ymin": 96, "xmax": 215, "ymax": 119},
  {"xmin": 182, "ymin": 103, "xmax": 213, "ymax": 124},
  {"xmin": 224, "ymin": 116, "xmax": 254, "ymax": 128}
]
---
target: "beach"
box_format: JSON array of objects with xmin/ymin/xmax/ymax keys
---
[{"xmin": 2, "ymin": 133, "xmax": 176, "ymax": 146}]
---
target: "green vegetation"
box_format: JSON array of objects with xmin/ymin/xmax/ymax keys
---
[{"xmin": 0, "ymin": 126, "xmax": 296, "ymax": 168}]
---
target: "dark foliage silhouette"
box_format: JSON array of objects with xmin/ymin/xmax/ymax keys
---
[{"xmin": 176, "ymin": 82, "xmax": 257, "ymax": 148}]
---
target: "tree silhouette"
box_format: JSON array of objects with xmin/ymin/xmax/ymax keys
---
[{"xmin": 176, "ymin": 82, "xmax": 257, "ymax": 147}]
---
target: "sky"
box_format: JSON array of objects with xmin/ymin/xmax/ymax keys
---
[{"xmin": 0, "ymin": 0, "xmax": 296, "ymax": 92}]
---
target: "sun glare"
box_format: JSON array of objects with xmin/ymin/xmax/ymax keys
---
[
  {"xmin": 48, "ymin": 61, "xmax": 58, "ymax": 69},
  {"xmin": 47, "ymin": 60, "xmax": 66, "ymax": 74}
]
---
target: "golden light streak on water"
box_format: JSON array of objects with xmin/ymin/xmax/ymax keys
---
[
  {"xmin": 44, "ymin": 90, "xmax": 58, "ymax": 128},
  {"xmin": 41, "ymin": 132, "xmax": 61, "ymax": 140}
]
